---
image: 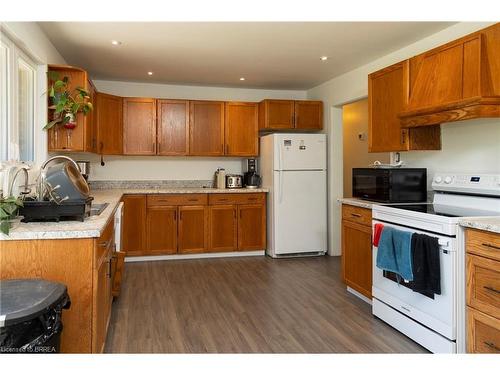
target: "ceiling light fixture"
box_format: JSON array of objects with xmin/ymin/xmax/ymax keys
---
[
  {"xmin": 239, "ymin": 77, "xmax": 245, "ymax": 81},
  {"xmin": 147, "ymin": 71, "xmax": 153, "ymax": 76},
  {"xmin": 320, "ymin": 56, "xmax": 328, "ymax": 61},
  {"xmin": 111, "ymin": 40, "xmax": 122, "ymax": 46}
]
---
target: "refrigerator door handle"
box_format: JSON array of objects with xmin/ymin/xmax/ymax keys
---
[
  {"xmin": 278, "ymin": 140, "xmax": 284, "ymax": 171},
  {"xmin": 279, "ymin": 170, "xmax": 284, "ymax": 203}
]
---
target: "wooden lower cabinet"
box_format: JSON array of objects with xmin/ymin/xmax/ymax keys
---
[
  {"xmin": 122, "ymin": 194, "xmax": 147, "ymax": 256},
  {"xmin": 209, "ymin": 205, "xmax": 237, "ymax": 252},
  {"xmin": 124, "ymin": 193, "xmax": 267, "ymax": 256},
  {"xmin": 146, "ymin": 206, "xmax": 177, "ymax": 255},
  {"xmin": 0, "ymin": 218, "xmax": 116, "ymax": 353},
  {"xmin": 178, "ymin": 206, "xmax": 208, "ymax": 253},
  {"xmin": 238, "ymin": 204, "xmax": 266, "ymax": 251},
  {"xmin": 341, "ymin": 204, "xmax": 373, "ymax": 299},
  {"xmin": 466, "ymin": 228, "xmax": 500, "ymax": 353}
]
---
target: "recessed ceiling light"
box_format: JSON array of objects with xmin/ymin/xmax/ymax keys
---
[
  {"xmin": 239, "ymin": 77, "xmax": 245, "ymax": 81},
  {"xmin": 111, "ymin": 40, "xmax": 122, "ymax": 46},
  {"xmin": 147, "ymin": 71, "xmax": 153, "ymax": 76},
  {"xmin": 320, "ymin": 56, "xmax": 328, "ymax": 61}
]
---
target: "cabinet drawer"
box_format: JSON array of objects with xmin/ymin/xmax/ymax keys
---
[
  {"xmin": 342, "ymin": 204, "xmax": 372, "ymax": 226},
  {"xmin": 467, "ymin": 254, "xmax": 500, "ymax": 319},
  {"xmin": 147, "ymin": 194, "xmax": 208, "ymax": 207},
  {"xmin": 209, "ymin": 193, "xmax": 266, "ymax": 205},
  {"xmin": 467, "ymin": 307, "xmax": 500, "ymax": 353},
  {"xmin": 466, "ymin": 228, "xmax": 500, "ymax": 261},
  {"xmin": 94, "ymin": 218, "xmax": 114, "ymax": 268}
]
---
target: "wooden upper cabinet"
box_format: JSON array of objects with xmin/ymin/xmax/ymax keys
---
[
  {"xmin": 47, "ymin": 65, "xmax": 90, "ymax": 152},
  {"xmin": 368, "ymin": 60, "xmax": 441, "ymax": 152},
  {"xmin": 178, "ymin": 206, "xmax": 208, "ymax": 253},
  {"xmin": 189, "ymin": 101, "xmax": 225, "ymax": 156},
  {"xmin": 225, "ymin": 102, "xmax": 258, "ymax": 156},
  {"xmin": 294, "ymin": 101, "xmax": 323, "ymax": 130},
  {"xmin": 259, "ymin": 100, "xmax": 294, "ymax": 130},
  {"xmin": 157, "ymin": 99, "xmax": 189, "ymax": 155},
  {"xmin": 85, "ymin": 80, "xmax": 97, "ymax": 153},
  {"xmin": 96, "ymin": 92, "xmax": 123, "ymax": 155},
  {"xmin": 123, "ymin": 98, "xmax": 157, "ymax": 155},
  {"xmin": 121, "ymin": 194, "xmax": 147, "ymax": 256},
  {"xmin": 400, "ymin": 23, "xmax": 500, "ymax": 127}
]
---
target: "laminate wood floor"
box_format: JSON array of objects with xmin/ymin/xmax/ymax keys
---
[{"xmin": 105, "ymin": 256, "xmax": 427, "ymax": 353}]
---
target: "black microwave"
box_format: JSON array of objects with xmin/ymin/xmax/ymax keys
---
[{"xmin": 352, "ymin": 168, "xmax": 427, "ymax": 203}]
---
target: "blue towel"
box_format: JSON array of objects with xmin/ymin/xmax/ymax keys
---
[{"xmin": 376, "ymin": 227, "xmax": 414, "ymax": 281}]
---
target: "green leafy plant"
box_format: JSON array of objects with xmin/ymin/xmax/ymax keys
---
[
  {"xmin": 44, "ymin": 72, "xmax": 93, "ymax": 130},
  {"xmin": 0, "ymin": 196, "xmax": 23, "ymax": 235}
]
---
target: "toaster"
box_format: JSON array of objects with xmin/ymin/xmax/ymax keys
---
[{"xmin": 226, "ymin": 174, "xmax": 243, "ymax": 189}]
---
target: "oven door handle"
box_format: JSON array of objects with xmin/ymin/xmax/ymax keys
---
[{"xmin": 438, "ymin": 239, "xmax": 449, "ymax": 247}]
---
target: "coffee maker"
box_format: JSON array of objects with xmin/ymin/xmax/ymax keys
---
[{"xmin": 243, "ymin": 159, "xmax": 261, "ymax": 189}]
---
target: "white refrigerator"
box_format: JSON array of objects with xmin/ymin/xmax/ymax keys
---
[{"xmin": 260, "ymin": 133, "xmax": 327, "ymax": 257}]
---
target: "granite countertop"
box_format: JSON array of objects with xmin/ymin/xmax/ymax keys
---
[
  {"xmin": 338, "ymin": 197, "xmax": 383, "ymax": 209},
  {"xmin": 459, "ymin": 217, "xmax": 500, "ymax": 235},
  {"xmin": 0, "ymin": 188, "xmax": 268, "ymax": 241}
]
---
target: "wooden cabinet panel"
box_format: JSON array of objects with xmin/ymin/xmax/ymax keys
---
[
  {"xmin": 47, "ymin": 65, "xmax": 89, "ymax": 152},
  {"xmin": 121, "ymin": 195, "xmax": 147, "ymax": 256},
  {"xmin": 341, "ymin": 204, "xmax": 372, "ymax": 227},
  {"xmin": 92, "ymin": 241, "xmax": 112, "ymax": 353},
  {"xmin": 467, "ymin": 307, "xmax": 500, "ymax": 353},
  {"xmin": 259, "ymin": 100, "xmax": 294, "ymax": 130},
  {"xmin": 466, "ymin": 228, "xmax": 500, "ymax": 262},
  {"xmin": 467, "ymin": 254, "xmax": 500, "ymax": 320},
  {"xmin": 96, "ymin": 92, "xmax": 123, "ymax": 155},
  {"xmin": 341, "ymin": 218, "xmax": 372, "ymax": 299},
  {"xmin": 208, "ymin": 205, "xmax": 237, "ymax": 252},
  {"xmin": 85, "ymin": 80, "xmax": 97, "ymax": 152},
  {"xmin": 225, "ymin": 102, "xmax": 258, "ymax": 156},
  {"xmin": 147, "ymin": 194, "xmax": 208, "ymax": 207},
  {"xmin": 294, "ymin": 101, "xmax": 323, "ymax": 130},
  {"xmin": 238, "ymin": 204, "xmax": 266, "ymax": 251},
  {"xmin": 146, "ymin": 206, "xmax": 177, "ymax": 255},
  {"xmin": 209, "ymin": 193, "xmax": 265, "ymax": 206},
  {"xmin": 368, "ymin": 61, "xmax": 442, "ymax": 152},
  {"xmin": 157, "ymin": 99, "xmax": 189, "ymax": 155},
  {"xmin": 123, "ymin": 98, "xmax": 157, "ymax": 155},
  {"xmin": 189, "ymin": 101, "xmax": 224, "ymax": 156},
  {"xmin": 178, "ymin": 206, "xmax": 208, "ymax": 253}
]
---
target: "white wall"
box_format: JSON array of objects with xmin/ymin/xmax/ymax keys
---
[
  {"xmin": 83, "ymin": 79, "xmax": 306, "ymax": 181},
  {"xmin": 306, "ymin": 22, "xmax": 497, "ymax": 256},
  {"xmin": 1, "ymin": 22, "xmax": 66, "ymax": 172}
]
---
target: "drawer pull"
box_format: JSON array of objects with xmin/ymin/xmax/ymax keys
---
[
  {"xmin": 219, "ymin": 198, "xmax": 229, "ymax": 201},
  {"xmin": 482, "ymin": 242, "xmax": 500, "ymax": 250},
  {"xmin": 351, "ymin": 213, "xmax": 362, "ymax": 218},
  {"xmin": 99, "ymin": 240, "xmax": 111, "ymax": 248},
  {"xmin": 248, "ymin": 197, "xmax": 258, "ymax": 201},
  {"xmin": 484, "ymin": 341, "xmax": 500, "ymax": 352},
  {"xmin": 483, "ymin": 286, "xmax": 500, "ymax": 294}
]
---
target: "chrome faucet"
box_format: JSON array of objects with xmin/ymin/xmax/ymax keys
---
[
  {"xmin": 7, "ymin": 166, "xmax": 30, "ymax": 198},
  {"xmin": 37, "ymin": 155, "xmax": 81, "ymax": 201}
]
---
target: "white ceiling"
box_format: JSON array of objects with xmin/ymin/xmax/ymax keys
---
[{"xmin": 39, "ymin": 22, "xmax": 454, "ymax": 90}]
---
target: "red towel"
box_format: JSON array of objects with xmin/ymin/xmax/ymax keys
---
[{"xmin": 373, "ymin": 223, "xmax": 384, "ymax": 246}]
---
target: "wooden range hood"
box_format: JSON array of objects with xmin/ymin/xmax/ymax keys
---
[{"xmin": 398, "ymin": 23, "xmax": 500, "ymax": 128}]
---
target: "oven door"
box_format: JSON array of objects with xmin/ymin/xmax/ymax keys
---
[{"xmin": 372, "ymin": 220, "xmax": 457, "ymax": 340}]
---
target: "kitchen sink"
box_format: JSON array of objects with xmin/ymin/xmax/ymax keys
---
[{"xmin": 90, "ymin": 203, "xmax": 109, "ymax": 216}]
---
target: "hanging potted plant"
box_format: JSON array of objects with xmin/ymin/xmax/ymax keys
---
[{"xmin": 44, "ymin": 73, "xmax": 93, "ymax": 147}]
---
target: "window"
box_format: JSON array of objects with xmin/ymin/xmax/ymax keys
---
[{"xmin": 0, "ymin": 32, "xmax": 38, "ymax": 162}]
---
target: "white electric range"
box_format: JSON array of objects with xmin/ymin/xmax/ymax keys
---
[{"xmin": 371, "ymin": 172, "xmax": 500, "ymax": 354}]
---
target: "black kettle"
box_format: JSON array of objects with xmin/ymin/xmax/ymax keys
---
[{"xmin": 243, "ymin": 171, "xmax": 261, "ymax": 189}]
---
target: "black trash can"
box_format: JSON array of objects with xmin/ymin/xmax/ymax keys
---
[{"xmin": 0, "ymin": 279, "xmax": 71, "ymax": 354}]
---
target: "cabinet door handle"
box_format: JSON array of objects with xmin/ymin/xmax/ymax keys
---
[
  {"xmin": 484, "ymin": 286, "xmax": 500, "ymax": 294},
  {"xmin": 99, "ymin": 239, "xmax": 111, "ymax": 248},
  {"xmin": 107, "ymin": 257, "xmax": 112, "ymax": 278},
  {"xmin": 483, "ymin": 341, "xmax": 500, "ymax": 352},
  {"xmin": 482, "ymin": 242, "xmax": 500, "ymax": 250},
  {"xmin": 351, "ymin": 213, "xmax": 362, "ymax": 218}
]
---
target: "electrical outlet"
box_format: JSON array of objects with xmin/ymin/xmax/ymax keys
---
[{"xmin": 358, "ymin": 132, "xmax": 367, "ymax": 141}]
